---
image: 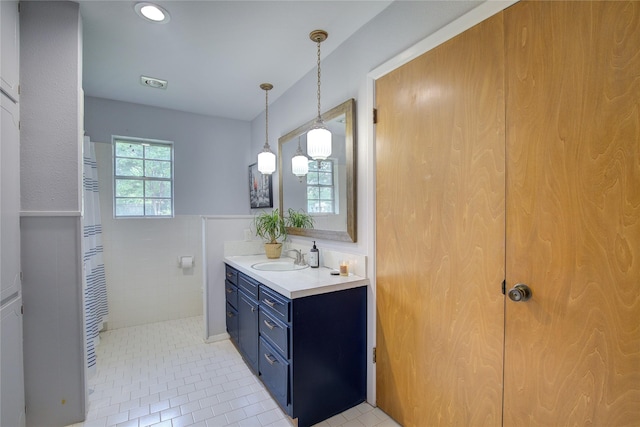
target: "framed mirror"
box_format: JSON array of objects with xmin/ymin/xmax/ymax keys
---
[{"xmin": 278, "ymin": 98, "xmax": 356, "ymax": 242}]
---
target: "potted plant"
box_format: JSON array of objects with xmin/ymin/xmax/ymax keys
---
[
  {"xmin": 254, "ymin": 209, "xmax": 287, "ymax": 258},
  {"xmin": 284, "ymin": 208, "xmax": 314, "ymax": 229}
]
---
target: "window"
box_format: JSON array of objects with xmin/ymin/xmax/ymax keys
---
[
  {"xmin": 113, "ymin": 137, "xmax": 174, "ymax": 218},
  {"xmin": 307, "ymin": 159, "xmax": 335, "ymax": 213}
]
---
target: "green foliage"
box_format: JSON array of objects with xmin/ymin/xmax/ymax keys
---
[
  {"xmin": 114, "ymin": 140, "xmax": 173, "ymax": 217},
  {"xmin": 285, "ymin": 208, "xmax": 314, "ymax": 229},
  {"xmin": 254, "ymin": 209, "xmax": 287, "ymax": 244}
]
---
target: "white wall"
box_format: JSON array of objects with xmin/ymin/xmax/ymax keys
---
[
  {"xmin": 85, "ymin": 97, "xmax": 251, "ymax": 329},
  {"xmin": 20, "ymin": 3, "xmax": 82, "ymax": 213},
  {"xmin": 202, "ymin": 216, "xmax": 255, "ymax": 341},
  {"xmin": 85, "ymin": 98, "xmax": 252, "ymax": 329},
  {"xmin": 82, "ymin": 0, "xmax": 513, "ymax": 406},
  {"xmin": 93, "ymin": 142, "xmax": 203, "ymax": 329},
  {"xmin": 85, "ymin": 96, "xmax": 252, "ymax": 215},
  {"xmin": 21, "ymin": 216, "xmax": 85, "ymax": 426},
  {"xmin": 247, "ymin": 1, "xmax": 509, "ymax": 405},
  {"xmin": 19, "ymin": 2, "xmax": 86, "ymax": 425},
  {"xmin": 249, "ymin": 1, "xmax": 482, "ymax": 254}
]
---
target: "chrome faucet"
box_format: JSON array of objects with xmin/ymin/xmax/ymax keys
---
[{"xmin": 287, "ymin": 249, "xmax": 306, "ymax": 266}]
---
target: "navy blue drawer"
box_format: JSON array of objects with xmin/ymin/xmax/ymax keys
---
[
  {"xmin": 225, "ymin": 280, "xmax": 238, "ymax": 309},
  {"xmin": 259, "ymin": 307, "xmax": 289, "ymax": 359},
  {"xmin": 259, "ymin": 285, "xmax": 290, "ymax": 323},
  {"xmin": 225, "ymin": 265, "xmax": 238, "ymax": 285},
  {"xmin": 226, "ymin": 302, "xmax": 238, "ymax": 342},
  {"xmin": 238, "ymin": 273, "xmax": 259, "ymax": 300},
  {"xmin": 259, "ymin": 337, "xmax": 289, "ymax": 410}
]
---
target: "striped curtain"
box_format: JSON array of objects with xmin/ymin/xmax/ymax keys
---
[{"xmin": 83, "ymin": 136, "xmax": 108, "ymax": 375}]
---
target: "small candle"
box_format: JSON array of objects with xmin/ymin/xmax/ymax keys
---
[{"xmin": 339, "ymin": 261, "xmax": 349, "ymax": 276}]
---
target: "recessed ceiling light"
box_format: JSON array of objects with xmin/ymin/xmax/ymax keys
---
[
  {"xmin": 140, "ymin": 75, "xmax": 168, "ymax": 89},
  {"xmin": 134, "ymin": 2, "xmax": 170, "ymax": 24}
]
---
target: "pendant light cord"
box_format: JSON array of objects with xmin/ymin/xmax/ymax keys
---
[
  {"xmin": 264, "ymin": 86, "xmax": 270, "ymax": 149},
  {"xmin": 316, "ymin": 37, "xmax": 322, "ymax": 121}
]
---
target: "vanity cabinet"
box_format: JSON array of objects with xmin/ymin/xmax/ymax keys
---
[
  {"xmin": 237, "ymin": 274, "xmax": 259, "ymax": 373},
  {"xmin": 224, "ymin": 263, "xmax": 366, "ymax": 427},
  {"xmin": 224, "ymin": 265, "xmax": 238, "ymax": 342},
  {"xmin": 226, "ymin": 265, "xmax": 260, "ymax": 373}
]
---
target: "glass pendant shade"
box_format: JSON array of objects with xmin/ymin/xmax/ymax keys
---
[
  {"xmin": 291, "ymin": 143, "xmax": 309, "ymax": 177},
  {"xmin": 307, "ymin": 122, "xmax": 332, "ymax": 160},
  {"xmin": 257, "ymin": 83, "xmax": 275, "ymax": 175},
  {"xmin": 258, "ymin": 147, "xmax": 276, "ymax": 175}
]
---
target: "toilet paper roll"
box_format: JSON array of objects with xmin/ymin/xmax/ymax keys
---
[{"xmin": 179, "ymin": 256, "xmax": 194, "ymax": 269}]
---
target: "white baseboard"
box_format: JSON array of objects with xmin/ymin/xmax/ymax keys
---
[{"xmin": 205, "ymin": 332, "xmax": 230, "ymax": 343}]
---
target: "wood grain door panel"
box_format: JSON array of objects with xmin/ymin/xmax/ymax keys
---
[
  {"xmin": 376, "ymin": 2, "xmax": 639, "ymax": 426},
  {"xmin": 375, "ymin": 12, "xmax": 506, "ymax": 427},
  {"xmin": 504, "ymin": 2, "xmax": 640, "ymax": 425}
]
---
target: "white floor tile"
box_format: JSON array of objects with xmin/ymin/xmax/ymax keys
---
[
  {"xmin": 340, "ymin": 407, "xmax": 362, "ymax": 421},
  {"xmin": 106, "ymin": 411, "xmax": 128, "ymax": 426},
  {"xmin": 171, "ymin": 413, "xmax": 194, "ymax": 427},
  {"xmin": 160, "ymin": 406, "xmax": 181, "ymax": 421},
  {"xmin": 129, "ymin": 405, "xmax": 150, "ymax": 419},
  {"xmin": 225, "ymin": 407, "xmax": 248, "ymax": 424},
  {"xmin": 139, "ymin": 412, "xmax": 161, "ymax": 427},
  {"xmin": 192, "ymin": 407, "xmax": 214, "ymax": 423},
  {"xmin": 65, "ymin": 316, "xmax": 397, "ymax": 427}
]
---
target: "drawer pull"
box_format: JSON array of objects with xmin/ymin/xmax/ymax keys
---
[
  {"xmin": 251, "ymin": 306, "xmax": 257, "ymax": 313},
  {"xmin": 225, "ymin": 288, "xmax": 233, "ymax": 294},
  {"xmin": 264, "ymin": 353, "xmax": 278, "ymax": 365},
  {"xmin": 263, "ymin": 319, "xmax": 278, "ymax": 330},
  {"xmin": 263, "ymin": 298, "xmax": 276, "ymax": 308},
  {"xmin": 227, "ymin": 311, "xmax": 234, "ymax": 318}
]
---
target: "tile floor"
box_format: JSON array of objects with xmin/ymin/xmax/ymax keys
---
[{"xmin": 68, "ymin": 316, "xmax": 400, "ymax": 427}]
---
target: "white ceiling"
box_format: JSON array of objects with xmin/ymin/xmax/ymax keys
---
[
  {"xmin": 79, "ymin": 1, "xmax": 476, "ymax": 122},
  {"xmin": 80, "ymin": 0, "xmax": 393, "ymax": 121}
]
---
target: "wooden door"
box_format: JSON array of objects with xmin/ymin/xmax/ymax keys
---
[
  {"xmin": 375, "ymin": 13, "xmax": 506, "ymax": 426},
  {"xmin": 503, "ymin": 2, "xmax": 640, "ymax": 425}
]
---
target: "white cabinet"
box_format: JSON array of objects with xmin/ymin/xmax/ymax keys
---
[
  {"xmin": 1, "ymin": 297, "xmax": 25, "ymax": 427},
  {"xmin": 1, "ymin": 93, "xmax": 20, "ymax": 303},
  {"xmin": 1, "ymin": 0, "xmax": 20, "ymax": 101},
  {"xmin": 0, "ymin": 2, "xmax": 23, "ymax": 424}
]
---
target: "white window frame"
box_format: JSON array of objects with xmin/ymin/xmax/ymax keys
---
[
  {"xmin": 307, "ymin": 158, "xmax": 336, "ymax": 214},
  {"xmin": 112, "ymin": 136, "xmax": 174, "ymax": 218}
]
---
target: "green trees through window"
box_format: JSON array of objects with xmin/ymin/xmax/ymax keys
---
[
  {"xmin": 307, "ymin": 159, "xmax": 335, "ymax": 213},
  {"xmin": 113, "ymin": 138, "xmax": 173, "ymax": 217}
]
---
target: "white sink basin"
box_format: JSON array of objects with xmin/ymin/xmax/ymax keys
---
[{"xmin": 251, "ymin": 260, "xmax": 309, "ymax": 271}]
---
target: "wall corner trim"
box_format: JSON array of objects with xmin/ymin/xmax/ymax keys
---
[
  {"xmin": 20, "ymin": 210, "xmax": 82, "ymax": 217},
  {"xmin": 369, "ymin": 0, "xmax": 518, "ymax": 80}
]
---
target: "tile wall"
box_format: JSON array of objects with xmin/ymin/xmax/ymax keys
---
[{"xmin": 95, "ymin": 142, "xmax": 203, "ymax": 330}]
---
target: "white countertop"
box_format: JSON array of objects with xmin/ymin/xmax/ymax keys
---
[{"xmin": 224, "ymin": 255, "xmax": 369, "ymax": 299}]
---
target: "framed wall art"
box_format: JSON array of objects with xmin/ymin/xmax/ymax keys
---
[{"xmin": 249, "ymin": 162, "xmax": 273, "ymax": 208}]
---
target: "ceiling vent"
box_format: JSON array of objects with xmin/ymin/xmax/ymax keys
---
[{"xmin": 140, "ymin": 75, "xmax": 168, "ymax": 89}]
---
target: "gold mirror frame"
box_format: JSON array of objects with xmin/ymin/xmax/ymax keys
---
[{"xmin": 278, "ymin": 98, "xmax": 357, "ymax": 242}]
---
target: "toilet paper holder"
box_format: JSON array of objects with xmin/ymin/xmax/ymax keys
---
[{"xmin": 178, "ymin": 256, "xmax": 194, "ymax": 269}]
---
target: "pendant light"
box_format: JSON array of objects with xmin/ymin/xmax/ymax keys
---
[
  {"xmin": 257, "ymin": 83, "xmax": 276, "ymax": 175},
  {"xmin": 306, "ymin": 30, "xmax": 332, "ymax": 160},
  {"xmin": 291, "ymin": 136, "xmax": 309, "ymax": 179}
]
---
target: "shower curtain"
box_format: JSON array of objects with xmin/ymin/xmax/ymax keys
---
[{"xmin": 83, "ymin": 136, "xmax": 108, "ymax": 375}]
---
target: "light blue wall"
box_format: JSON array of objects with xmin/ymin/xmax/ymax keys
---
[
  {"xmin": 249, "ymin": 0, "xmax": 480, "ymax": 254},
  {"xmin": 85, "ymin": 1, "xmax": 480, "ymax": 224},
  {"xmin": 246, "ymin": 2, "xmax": 485, "ymax": 404},
  {"xmin": 84, "ymin": 96, "xmax": 252, "ymax": 215}
]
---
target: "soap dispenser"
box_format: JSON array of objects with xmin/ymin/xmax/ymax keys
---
[{"xmin": 309, "ymin": 241, "xmax": 319, "ymax": 268}]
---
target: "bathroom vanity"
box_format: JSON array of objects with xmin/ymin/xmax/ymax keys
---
[{"xmin": 224, "ymin": 255, "xmax": 368, "ymax": 427}]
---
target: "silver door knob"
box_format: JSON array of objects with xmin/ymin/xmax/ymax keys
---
[{"xmin": 508, "ymin": 283, "xmax": 532, "ymax": 302}]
